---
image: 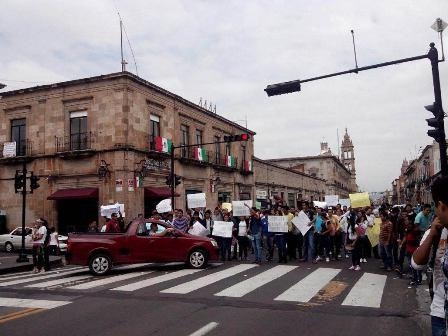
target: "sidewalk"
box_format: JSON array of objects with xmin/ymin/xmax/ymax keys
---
[{"xmin": 0, "ymin": 252, "xmax": 63, "ymax": 275}]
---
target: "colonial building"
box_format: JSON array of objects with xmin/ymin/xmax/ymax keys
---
[
  {"xmin": 253, "ymin": 158, "xmax": 327, "ymax": 209},
  {"xmin": 266, "ymin": 134, "xmax": 357, "ymax": 198},
  {"xmin": 0, "ymin": 72, "xmax": 255, "ymax": 233}
]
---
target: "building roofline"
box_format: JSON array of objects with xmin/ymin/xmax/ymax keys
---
[
  {"xmin": 266, "ymin": 154, "xmax": 352, "ymax": 175},
  {"xmin": 0, "ymin": 71, "xmax": 256, "ymax": 135},
  {"xmin": 253, "ymin": 157, "xmax": 326, "ymax": 182}
]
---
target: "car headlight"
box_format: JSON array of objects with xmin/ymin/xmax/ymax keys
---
[{"xmin": 210, "ymin": 239, "xmax": 218, "ymax": 247}]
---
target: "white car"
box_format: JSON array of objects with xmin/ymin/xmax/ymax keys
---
[
  {"xmin": 57, "ymin": 234, "xmax": 68, "ymax": 253},
  {"xmin": 0, "ymin": 227, "xmax": 33, "ymax": 252}
]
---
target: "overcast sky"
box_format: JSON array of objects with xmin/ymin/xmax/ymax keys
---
[{"xmin": 1, "ymin": 0, "xmax": 447, "ymax": 192}]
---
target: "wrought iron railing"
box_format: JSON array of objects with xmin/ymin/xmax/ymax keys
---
[{"xmin": 55, "ymin": 132, "xmax": 93, "ymax": 152}]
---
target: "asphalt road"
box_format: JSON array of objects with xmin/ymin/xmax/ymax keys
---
[{"xmin": 0, "ymin": 258, "xmax": 429, "ymax": 336}]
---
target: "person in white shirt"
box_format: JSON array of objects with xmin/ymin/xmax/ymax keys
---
[
  {"xmin": 31, "ymin": 219, "xmax": 47, "ymax": 273},
  {"xmin": 412, "ymin": 176, "xmax": 448, "ymax": 336}
]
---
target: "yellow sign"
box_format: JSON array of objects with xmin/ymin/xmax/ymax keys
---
[
  {"xmin": 367, "ymin": 217, "xmax": 381, "ymax": 247},
  {"xmin": 222, "ymin": 203, "xmax": 232, "ymax": 212},
  {"xmin": 349, "ymin": 192, "xmax": 371, "ymax": 209}
]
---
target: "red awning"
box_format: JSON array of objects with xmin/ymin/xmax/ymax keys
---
[
  {"xmin": 144, "ymin": 187, "xmax": 179, "ymax": 198},
  {"xmin": 47, "ymin": 188, "xmax": 99, "ymax": 200}
]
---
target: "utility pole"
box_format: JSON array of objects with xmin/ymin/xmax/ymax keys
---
[{"xmin": 17, "ymin": 160, "xmax": 28, "ymax": 262}]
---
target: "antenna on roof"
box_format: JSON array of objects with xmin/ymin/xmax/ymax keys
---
[{"xmin": 115, "ymin": 5, "xmax": 138, "ymax": 75}]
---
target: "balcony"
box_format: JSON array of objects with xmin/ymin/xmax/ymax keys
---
[
  {"xmin": 55, "ymin": 132, "xmax": 95, "ymax": 159},
  {"xmin": 0, "ymin": 139, "xmax": 34, "ymax": 163}
]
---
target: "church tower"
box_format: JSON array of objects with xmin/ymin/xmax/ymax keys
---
[{"xmin": 340, "ymin": 128, "xmax": 356, "ymax": 182}]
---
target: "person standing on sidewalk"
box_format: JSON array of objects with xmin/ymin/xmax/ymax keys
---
[
  {"xmin": 412, "ymin": 176, "xmax": 448, "ymax": 336},
  {"xmin": 31, "ymin": 219, "xmax": 47, "ymax": 273}
]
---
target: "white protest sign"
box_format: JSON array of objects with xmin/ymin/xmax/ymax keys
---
[
  {"xmin": 313, "ymin": 201, "xmax": 327, "ymax": 209},
  {"xmin": 268, "ymin": 216, "xmax": 288, "ymax": 233},
  {"xmin": 2, "ymin": 142, "xmax": 16, "ymax": 158},
  {"xmin": 339, "ymin": 198, "xmax": 351, "ymax": 208},
  {"xmin": 212, "ymin": 221, "xmax": 233, "ymax": 238},
  {"xmin": 156, "ymin": 198, "xmax": 172, "ymax": 213},
  {"xmin": 188, "ymin": 221, "xmax": 209, "ymax": 237},
  {"xmin": 232, "ymin": 200, "xmax": 252, "ymax": 217},
  {"xmin": 100, "ymin": 203, "xmax": 125, "ymax": 218},
  {"xmin": 292, "ymin": 211, "xmax": 312, "ymax": 236},
  {"xmin": 325, "ymin": 195, "xmax": 339, "ymax": 207},
  {"xmin": 187, "ymin": 193, "xmax": 206, "ymax": 208},
  {"xmin": 238, "ymin": 222, "xmax": 247, "ymax": 236}
]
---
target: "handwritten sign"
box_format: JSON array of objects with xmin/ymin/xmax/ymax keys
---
[
  {"xmin": 349, "ymin": 193, "xmax": 371, "ymax": 209},
  {"xmin": 339, "ymin": 198, "xmax": 351, "ymax": 208},
  {"xmin": 187, "ymin": 193, "xmax": 206, "ymax": 209},
  {"xmin": 292, "ymin": 211, "xmax": 312, "ymax": 236},
  {"xmin": 212, "ymin": 221, "xmax": 233, "ymax": 238},
  {"xmin": 268, "ymin": 216, "xmax": 288, "ymax": 233},
  {"xmin": 100, "ymin": 203, "xmax": 125, "ymax": 218},
  {"xmin": 325, "ymin": 195, "xmax": 339, "ymax": 207},
  {"xmin": 232, "ymin": 200, "xmax": 252, "ymax": 217},
  {"xmin": 188, "ymin": 222, "xmax": 209, "ymax": 237},
  {"xmin": 313, "ymin": 201, "xmax": 327, "ymax": 209}
]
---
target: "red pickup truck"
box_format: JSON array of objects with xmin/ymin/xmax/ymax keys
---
[{"xmin": 66, "ymin": 219, "xmax": 219, "ymax": 275}]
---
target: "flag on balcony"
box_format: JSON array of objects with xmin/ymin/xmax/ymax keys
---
[
  {"xmin": 135, "ymin": 176, "xmax": 143, "ymax": 188},
  {"xmin": 154, "ymin": 136, "xmax": 172, "ymax": 153},
  {"xmin": 194, "ymin": 147, "xmax": 207, "ymax": 161},
  {"xmin": 244, "ymin": 160, "xmax": 252, "ymax": 172},
  {"xmin": 225, "ymin": 155, "xmax": 235, "ymax": 167}
]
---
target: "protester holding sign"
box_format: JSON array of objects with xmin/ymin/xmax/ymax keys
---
[
  {"xmin": 219, "ymin": 214, "xmax": 233, "ymax": 261},
  {"xmin": 261, "ymin": 211, "xmax": 274, "ymax": 261},
  {"xmin": 247, "ymin": 204, "xmax": 262, "ymax": 264}
]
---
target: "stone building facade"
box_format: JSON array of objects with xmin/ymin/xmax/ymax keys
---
[
  {"xmin": 253, "ymin": 158, "xmax": 327, "ymax": 209},
  {"xmin": 0, "ymin": 72, "xmax": 254, "ymax": 233}
]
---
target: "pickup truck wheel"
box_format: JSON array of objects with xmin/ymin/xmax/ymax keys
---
[
  {"xmin": 5, "ymin": 242, "xmax": 13, "ymax": 253},
  {"xmin": 89, "ymin": 254, "xmax": 111, "ymax": 275},
  {"xmin": 188, "ymin": 249, "xmax": 208, "ymax": 269}
]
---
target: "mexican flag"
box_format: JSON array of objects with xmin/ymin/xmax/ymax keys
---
[
  {"xmin": 154, "ymin": 136, "xmax": 172, "ymax": 153},
  {"xmin": 135, "ymin": 176, "xmax": 143, "ymax": 187},
  {"xmin": 225, "ymin": 155, "xmax": 235, "ymax": 167},
  {"xmin": 194, "ymin": 147, "xmax": 207, "ymax": 161},
  {"xmin": 244, "ymin": 160, "xmax": 252, "ymax": 171}
]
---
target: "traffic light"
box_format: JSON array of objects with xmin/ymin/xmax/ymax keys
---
[
  {"xmin": 175, "ymin": 175, "xmax": 182, "ymax": 186},
  {"xmin": 264, "ymin": 80, "xmax": 301, "ymax": 97},
  {"xmin": 14, "ymin": 171, "xmax": 25, "ymax": 193},
  {"xmin": 224, "ymin": 134, "xmax": 250, "ymax": 142},
  {"xmin": 30, "ymin": 173, "xmax": 40, "ymax": 192},
  {"xmin": 425, "ymin": 102, "xmax": 445, "ymax": 143}
]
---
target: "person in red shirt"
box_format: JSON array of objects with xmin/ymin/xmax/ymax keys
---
[
  {"xmin": 105, "ymin": 213, "xmax": 121, "ymax": 233},
  {"xmin": 404, "ymin": 221, "xmax": 422, "ymax": 286}
]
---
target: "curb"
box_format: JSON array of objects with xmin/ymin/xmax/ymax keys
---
[{"xmin": 0, "ymin": 258, "xmax": 63, "ymax": 275}]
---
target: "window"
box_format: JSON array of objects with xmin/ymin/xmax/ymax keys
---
[
  {"xmin": 11, "ymin": 118, "xmax": 26, "ymax": 156},
  {"xmin": 214, "ymin": 136, "xmax": 221, "ymax": 164},
  {"xmin": 195, "ymin": 129, "xmax": 203, "ymax": 146},
  {"xmin": 180, "ymin": 125, "xmax": 189, "ymax": 157},
  {"xmin": 241, "ymin": 144, "xmax": 247, "ymax": 162},
  {"xmin": 150, "ymin": 115, "xmax": 160, "ymax": 150},
  {"xmin": 70, "ymin": 111, "xmax": 88, "ymax": 150}
]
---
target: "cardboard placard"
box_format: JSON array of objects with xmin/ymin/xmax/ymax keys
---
[
  {"xmin": 232, "ymin": 200, "xmax": 252, "ymax": 217},
  {"xmin": 156, "ymin": 199, "xmax": 172, "ymax": 213},
  {"xmin": 349, "ymin": 193, "xmax": 371, "ymax": 209},
  {"xmin": 339, "ymin": 198, "xmax": 351, "ymax": 208},
  {"xmin": 324, "ymin": 195, "xmax": 339, "ymax": 207},
  {"xmin": 268, "ymin": 216, "xmax": 288, "ymax": 233},
  {"xmin": 188, "ymin": 221, "xmax": 209, "ymax": 237},
  {"xmin": 100, "ymin": 203, "xmax": 125, "ymax": 218},
  {"xmin": 187, "ymin": 193, "xmax": 206, "ymax": 209},
  {"xmin": 222, "ymin": 203, "xmax": 232, "ymax": 212},
  {"xmin": 212, "ymin": 221, "xmax": 233, "ymax": 238},
  {"xmin": 313, "ymin": 201, "xmax": 327, "ymax": 209},
  {"xmin": 292, "ymin": 211, "xmax": 312, "ymax": 236}
]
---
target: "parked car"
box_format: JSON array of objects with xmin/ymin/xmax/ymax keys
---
[
  {"xmin": 0, "ymin": 227, "xmax": 33, "ymax": 252},
  {"xmin": 57, "ymin": 234, "xmax": 68, "ymax": 254},
  {"xmin": 66, "ymin": 219, "xmax": 219, "ymax": 275}
]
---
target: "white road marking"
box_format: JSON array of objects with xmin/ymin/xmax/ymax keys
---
[
  {"xmin": 161, "ymin": 264, "xmax": 257, "ymax": 294},
  {"xmin": 274, "ymin": 268, "xmax": 341, "ymax": 302},
  {"xmin": 0, "ymin": 269, "xmax": 87, "ymax": 287},
  {"xmin": 215, "ymin": 265, "xmax": 297, "ymax": 297},
  {"xmin": 341, "ymin": 272, "xmax": 387, "ymax": 308},
  {"xmin": 69, "ymin": 272, "xmax": 153, "ymax": 290},
  {"xmin": 0, "ymin": 297, "xmax": 71, "ymax": 309},
  {"xmin": 0, "ymin": 266, "xmax": 84, "ymax": 282},
  {"xmin": 26, "ymin": 275, "xmax": 93, "ymax": 288},
  {"xmin": 188, "ymin": 322, "xmax": 219, "ymax": 336},
  {"xmin": 111, "ymin": 269, "xmax": 202, "ymax": 292}
]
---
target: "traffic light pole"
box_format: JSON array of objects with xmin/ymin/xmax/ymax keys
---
[
  {"xmin": 428, "ymin": 45, "xmax": 448, "ymax": 176},
  {"xmin": 17, "ymin": 160, "xmax": 29, "ymax": 262},
  {"xmin": 266, "ymin": 42, "xmax": 447, "ymax": 176}
]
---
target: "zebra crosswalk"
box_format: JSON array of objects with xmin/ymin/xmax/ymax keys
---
[{"xmin": 0, "ymin": 263, "xmax": 390, "ymax": 309}]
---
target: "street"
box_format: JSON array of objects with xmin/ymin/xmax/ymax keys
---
[{"xmin": 0, "ymin": 258, "xmax": 426, "ymax": 336}]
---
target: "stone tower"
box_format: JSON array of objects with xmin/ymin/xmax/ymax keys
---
[{"xmin": 340, "ymin": 128, "xmax": 356, "ymax": 178}]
